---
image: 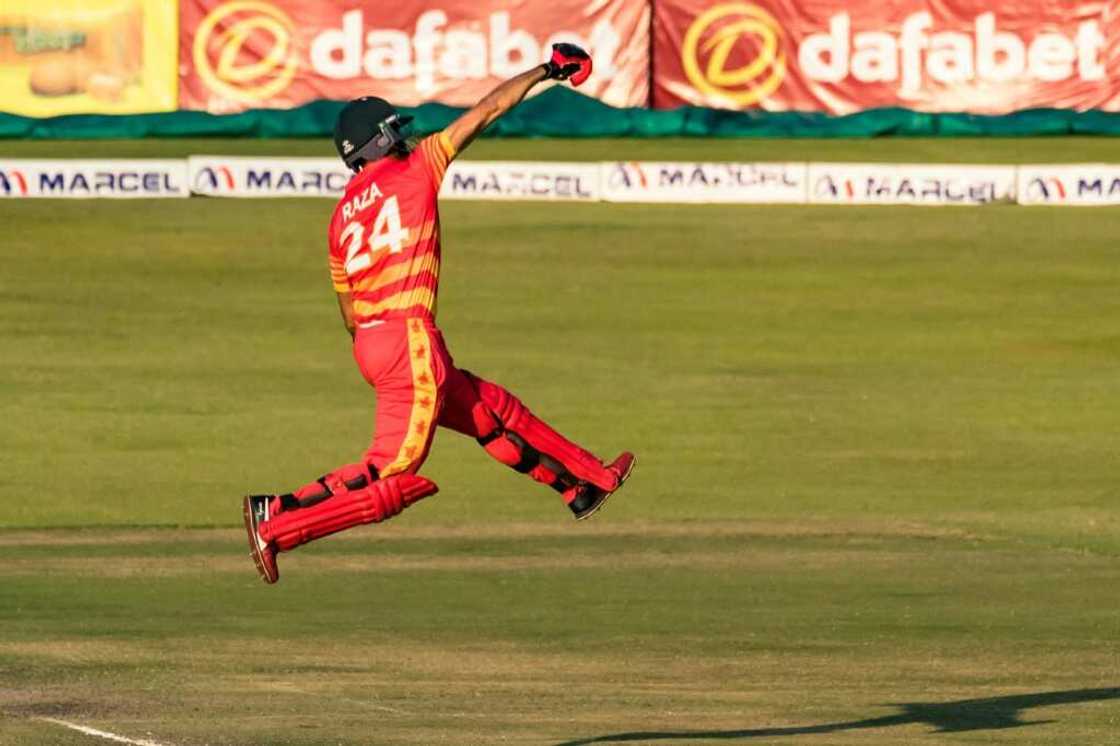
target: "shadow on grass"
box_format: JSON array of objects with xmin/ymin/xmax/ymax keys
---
[{"xmin": 555, "ymin": 687, "xmax": 1120, "ymax": 745}]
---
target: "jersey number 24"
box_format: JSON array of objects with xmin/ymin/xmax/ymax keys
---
[{"xmin": 341, "ymin": 195, "xmax": 410, "ymax": 275}]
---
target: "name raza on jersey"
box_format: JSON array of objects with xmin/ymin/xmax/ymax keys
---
[{"xmin": 341, "ymin": 181, "xmax": 385, "ymax": 222}]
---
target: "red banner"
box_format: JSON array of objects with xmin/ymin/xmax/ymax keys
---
[
  {"xmin": 180, "ymin": 0, "xmax": 650, "ymax": 112},
  {"xmin": 654, "ymin": 0, "xmax": 1120, "ymax": 114}
]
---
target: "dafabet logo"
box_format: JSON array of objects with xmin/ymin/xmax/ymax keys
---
[
  {"xmin": 681, "ymin": 4, "xmax": 786, "ymax": 107},
  {"xmin": 679, "ymin": 4, "xmax": 1106, "ymax": 107},
  {"xmin": 193, "ymin": 1, "xmax": 299, "ymax": 104}
]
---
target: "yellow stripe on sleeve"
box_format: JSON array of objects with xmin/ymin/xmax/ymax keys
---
[
  {"xmin": 437, "ymin": 131, "xmax": 457, "ymax": 161},
  {"xmin": 421, "ymin": 132, "xmax": 457, "ymax": 186},
  {"xmin": 329, "ymin": 255, "xmax": 349, "ymax": 292}
]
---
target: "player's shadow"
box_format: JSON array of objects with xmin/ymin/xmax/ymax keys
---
[{"xmin": 554, "ymin": 687, "xmax": 1120, "ymax": 745}]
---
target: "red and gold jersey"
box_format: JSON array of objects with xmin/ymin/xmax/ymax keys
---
[{"xmin": 327, "ymin": 133, "xmax": 456, "ymax": 324}]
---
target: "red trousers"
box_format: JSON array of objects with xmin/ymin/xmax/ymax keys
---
[{"xmin": 302, "ymin": 317, "xmax": 616, "ymax": 503}]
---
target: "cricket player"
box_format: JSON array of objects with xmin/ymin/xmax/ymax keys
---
[{"xmin": 243, "ymin": 44, "xmax": 635, "ymax": 584}]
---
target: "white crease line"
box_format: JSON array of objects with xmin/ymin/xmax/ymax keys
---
[{"xmin": 36, "ymin": 717, "xmax": 174, "ymax": 746}]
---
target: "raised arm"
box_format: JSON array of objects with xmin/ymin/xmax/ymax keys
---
[{"xmin": 443, "ymin": 43, "xmax": 593, "ymax": 155}]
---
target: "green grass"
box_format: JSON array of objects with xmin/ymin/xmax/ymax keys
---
[
  {"xmin": 1, "ymin": 526, "xmax": 1118, "ymax": 745},
  {"xmin": 1, "ymin": 135, "xmax": 1118, "ymax": 162},
  {"xmin": 1, "ymin": 138, "xmax": 1118, "ymax": 744}
]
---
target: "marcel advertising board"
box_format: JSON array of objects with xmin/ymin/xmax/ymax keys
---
[
  {"xmin": 0, "ymin": 160, "xmax": 188, "ymax": 198},
  {"xmin": 179, "ymin": 0, "xmax": 650, "ymax": 114},
  {"xmin": 0, "ymin": 0, "xmax": 178, "ymax": 116},
  {"xmin": 187, "ymin": 157, "xmax": 601, "ymax": 200},
  {"xmin": 189, "ymin": 157, "xmax": 351, "ymax": 197},
  {"xmin": 808, "ymin": 164, "xmax": 1017, "ymax": 205},
  {"xmin": 1016, "ymin": 164, "xmax": 1120, "ymax": 206},
  {"xmin": 10, "ymin": 158, "xmax": 1120, "ymax": 205},
  {"xmin": 602, "ymin": 161, "xmax": 806, "ymax": 203},
  {"xmin": 654, "ymin": 0, "xmax": 1120, "ymax": 114},
  {"xmin": 441, "ymin": 162, "xmax": 600, "ymax": 201}
]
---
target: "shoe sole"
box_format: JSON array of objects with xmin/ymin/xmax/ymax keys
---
[
  {"xmin": 575, "ymin": 454, "xmax": 636, "ymax": 522},
  {"xmin": 242, "ymin": 496, "xmax": 278, "ymax": 584}
]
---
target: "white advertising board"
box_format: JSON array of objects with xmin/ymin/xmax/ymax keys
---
[
  {"xmin": 188, "ymin": 157, "xmax": 350, "ymax": 198},
  {"xmin": 601, "ymin": 161, "xmax": 807, "ymax": 203},
  {"xmin": 6, "ymin": 159, "xmax": 1120, "ymax": 207},
  {"xmin": 808, "ymin": 163, "xmax": 1017, "ymax": 205},
  {"xmin": 441, "ymin": 161, "xmax": 600, "ymax": 201},
  {"xmin": 0, "ymin": 160, "xmax": 188, "ymax": 199},
  {"xmin": 1017, "ymin": 164, "xmax": 1120, "ymax": 206}
]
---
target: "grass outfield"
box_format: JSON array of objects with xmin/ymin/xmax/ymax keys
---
[
  {"xmin": 1, "ymin": 138, "xmax": 1119, "ymax": 744},
  {"xmin": 2, "ymin": 135, "xmax": 1119, "ymax": 162}
]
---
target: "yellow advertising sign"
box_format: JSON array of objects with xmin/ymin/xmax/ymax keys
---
[{"xmin": 0, "ymin": 0, "xmax": 178, "ymax": 116}]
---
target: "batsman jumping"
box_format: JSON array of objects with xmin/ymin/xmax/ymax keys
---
[{"xmin": 243, "ymin": 44, "xmax": 635, "ymax": 584}]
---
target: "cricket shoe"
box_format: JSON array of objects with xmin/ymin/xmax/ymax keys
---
[
  {"xmin": 568, "ymin": 452, "xmax": 636, "ymax": 521},
  {"xmin": 242, "ymin": 494, "xmax": 279, "ymax": 584}
]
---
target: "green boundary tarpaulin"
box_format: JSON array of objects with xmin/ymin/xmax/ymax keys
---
[{"xmin": 3, "ymin": 88, "xmax": 1120, "ymax": 139}]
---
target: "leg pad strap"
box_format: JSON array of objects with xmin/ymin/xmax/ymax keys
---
[
  {"xmin": 288, "ymin": 463, "xmax": 380, "ymax": 508},
  {"xmin": 477, "ymin": 428, "xmax": 578, "ymax": 494},
  {"xmin": 261, "ymin": 474, "xmax": 437, "ymax": 552}
]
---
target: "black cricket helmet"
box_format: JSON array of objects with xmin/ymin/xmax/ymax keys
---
[{"xmin": 334, "ymin": 96, "xmax": 414, "ymax": 172}]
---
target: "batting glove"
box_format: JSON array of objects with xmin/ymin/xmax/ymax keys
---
[{"xmin": 542, "ymin": 43, "xmax": 593, "ymax": 87}]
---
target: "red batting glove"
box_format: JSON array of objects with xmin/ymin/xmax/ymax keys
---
[{"xmin": 543, "ymin": 43, "xmax": 593, "ymax": 87}]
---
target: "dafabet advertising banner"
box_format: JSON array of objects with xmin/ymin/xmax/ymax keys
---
[
  {"xmin": 654, "ymin": 0, "xmax": 1120, "ymax": 114},
  {"xmin": 0, "ymin": 0, "xmax": 178, "ymax": 117},
  {"xmin": 179, "ymin": 0, "xmax": 650, "ymax": 113}
]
